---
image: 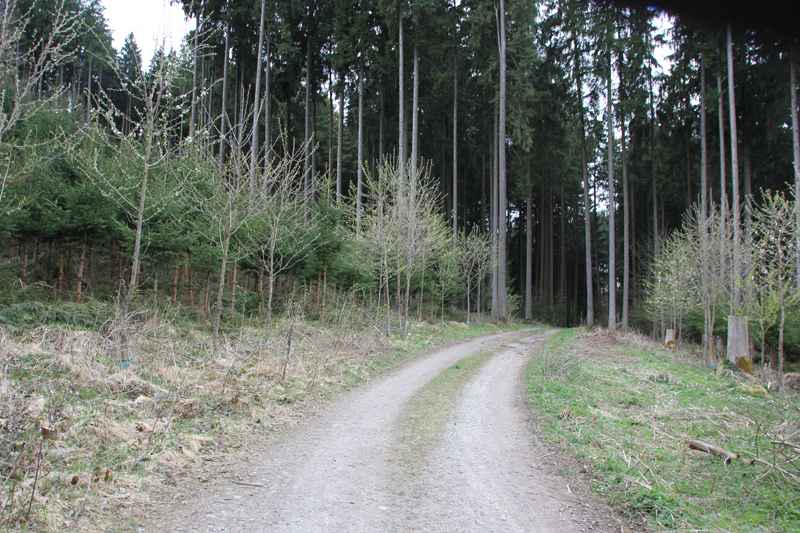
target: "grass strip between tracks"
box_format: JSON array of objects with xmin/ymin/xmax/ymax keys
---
[{"xmin": 396, "ymin": 349, "xmax": 497, "ymax": 470}]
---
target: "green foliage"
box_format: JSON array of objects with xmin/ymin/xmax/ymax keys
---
[{"xmin": 0, "ymin": 300, "xmax": 114, "ymax": 329}]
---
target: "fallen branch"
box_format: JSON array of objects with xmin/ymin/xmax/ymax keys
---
[
  {"xmin": 686, "ymin": 439, "xmax": 738, "ymax": 464},
  {"xmin": 231, "ymin": 480, "xmax": 267, "ymax": 489}
]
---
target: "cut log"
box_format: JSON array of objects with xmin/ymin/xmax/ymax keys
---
[{"xmin": 686, "ymin": 439, "xmax": 738, "ymax": 464}]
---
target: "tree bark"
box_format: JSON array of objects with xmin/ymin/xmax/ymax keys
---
[
  {"xmin": 491, "ymin": 104, "xmax": 498, "ymax": 317},
  {"xmin": 727, "ymin": 23, "xmax": 742, "ymax": 312},
  {"xmin": 250, "ymin": 0, "xmax": 267, "ymax": 185},
  {"xmin": 303, "ymin": 35, "xmax": 312, "ymax": 224},
  {"xmin": 575, "ymin": 39, "xmax": 593, "ymax": 327},
  {"xmin": 337, "ymin": 71, "xmax": 344, "ymax": 205},
  {"xmin": 525, "ymin": 193, "xmax": 532, "ymax": 321},
  {"xmin": 650, "ymin": 68, "xmax": 658, "ymax": 337},
  {"xmin": 398, "ymin": 1, "xmax": 405, "ymax": 179},
  {"xmin": 700, "ymin": 52, "xmax": 711, "ymax": 359},
  {"xmin": 379, "ymin": 87, "xmax": 385, "ymax": 167},
  {"xmin": 264, "ymin": 33, "xmax": 271, "ymax": 156},
  {"xmin": 790, "ymin": 52, "xmax": 800, "ymax": 287},
  {"xmin": 496, "ymin": 0, "xmax": 507, "ymax": 321},
  {"xmin": 452, "ymin": 43, "xmax": 458, "ymax": 242},
  {"xmin": 607, "ymin": 55, "xmax": 616, "ymax": 331},
  {"xmin": 357, "ymin": 57, "xmax": 364, "ymax": 223},
  {"xmin": 412, "ymin": 44, "xmax": 420, "ymax": 180}
]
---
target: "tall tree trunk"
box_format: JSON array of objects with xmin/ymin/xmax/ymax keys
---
[
  {"xmin": 311, "ymin": 95, "xmax": 317, "ymax": 201},
  {"xmin": 357, "ymin": 57, "xmax": 364, "ymax": 225},
  {"xmin": 249, "ymin": 0, "xmax": 267, "ymax": 185},
  {"xmin": 452, "ymin": 43, "xmax": 458, "ymax": 242},
  {"xmin": 398, "ymin": 1, "xmax": 405, "ymax": 180},
  {"xmin": 607, "ymin": 56, "xmax": 616, "ymax": 331},
  {"xmin": 337, "ymin": 71, "xmax": 344, "ymax": 205},
  {"xmin": 790, "ymin": 52, "xmax": 800, "ymax": 287},
  {"xmin": 328, "ymin": 75, "xmax": 333, "ymax": 178},
  {"xmin": 411, "ymin": 44, "xmax": 420, "ymax": 180},
  {"xmin": 649, "ymin": 68, "xmax": 658, "ymax": 337},
  {"xmin": 701, "ymin": 53, "xmax": 708, "ymax": 222},
  {"xmin": 560, "ymin": 193, "xmax": 567, "ymax": 325},
  {"xmin": 491, "ymin": 106, "xmax": 498, "ymax": 317},
  {"xmin": 218, "ymin": 23, "xmax": 230, "ymax": 173},
  {"xmin": 379, "ymin": 87, "xmax": 385, "ymax": 167},
  {"xmin": 727, "ymin": 23, "xmax": 742, "ymax": 312},
  {"xmin": 496, "ymin": 0, "xmax": 507, "ymax": 321},
  {"xmin": 304, "ymin": 36, "xmax": 312, "ymax": 224},
  {"xmin": 525, "ymin": 192, "xmax": 532, "ymax": 321},
  {"xmin": 264, "ymin": 34, "xmax": 271, "ymax": 156},
  {"xmin": 481, "ymin": 153, "xmax": 486, "ymax": 232},
  {"xmin": 621, "ymin": 105, "xmax": 629, "ymax": 331},
  {"xmin": 717, "ymin": 63, "xmax": 728, "ymax": 276},
  {"xmin": 575, "ymin": 39, "xmax": 593, "ymax": 327}
]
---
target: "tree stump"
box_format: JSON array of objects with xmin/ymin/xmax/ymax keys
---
[
  {"xmin": 727, "ymin": 315, "xmax": 749, "ymax": 366},
  {"xmin": 665, "ymin": 329, "xmax": 677, "ymax": 349}
]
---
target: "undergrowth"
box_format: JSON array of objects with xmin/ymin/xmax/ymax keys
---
[
  {"xmin": 0, "ymin": 298, "xmax": 518, "ymax": 532},
  {"xmin": 527, "ymin": 327, "xmax": 800, "ymax": 533}
]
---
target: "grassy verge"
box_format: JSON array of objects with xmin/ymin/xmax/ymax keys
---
[
  {"xmin": 526, "ymin": 328, "xmax": 800, "ymax": 532},
  {"xmin": 0, "ymin": 312, "xmax": 523, "ymax": 532}
]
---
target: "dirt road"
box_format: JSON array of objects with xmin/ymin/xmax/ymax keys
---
[{"xmin": 147, "ymin": 330, "xmax": 622, "ymax": 533}]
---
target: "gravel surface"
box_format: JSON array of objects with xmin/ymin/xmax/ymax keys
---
[{"xmin": 146, "ymin": 330, "xmax": 623, "ymax": 533}]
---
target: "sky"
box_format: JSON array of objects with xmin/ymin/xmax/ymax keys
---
[{"xmin": 100, "ymin": 0, "xmax": 195, "ymax": 67}]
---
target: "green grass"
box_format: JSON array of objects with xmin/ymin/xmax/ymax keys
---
[{"xmin": 526, "ymin": 328, "xmax": 800, "ymax": 532}]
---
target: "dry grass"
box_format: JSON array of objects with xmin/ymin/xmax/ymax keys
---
[{"xmin": 0, "ymin": 303, "xmax": 395, "ymax": 532}]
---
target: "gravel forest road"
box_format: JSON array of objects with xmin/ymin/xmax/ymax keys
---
[{"xmin": 147, "ymin": 330, "xmax": 623, "ymax": 533}]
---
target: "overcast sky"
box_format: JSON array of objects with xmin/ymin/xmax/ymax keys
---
[{"xmin": 100, "ymin": 0, "xmax": 194, "ymax": 67}]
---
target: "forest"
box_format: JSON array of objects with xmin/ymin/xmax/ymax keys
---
[{"xmin": 1, "ymin": 0, "xmax": 799, "ymax": 374}]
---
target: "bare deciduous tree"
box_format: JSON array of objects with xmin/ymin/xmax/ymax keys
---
[
  {"xmin": 457, "ymin": 230, "xmax": 492, "ymax": 324},
  {"xmin": 750, "ymin": 192, "xmax": 798, "ymax": 391},
  {"xmin": 88, "ymin": 45, "xmax": 191, "ymax": 361}
]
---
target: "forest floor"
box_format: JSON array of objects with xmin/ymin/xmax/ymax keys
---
[{"xmin": 139, "ymin": 328, "xmax": 624, "ymax": 533}]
